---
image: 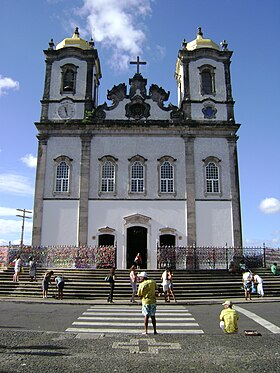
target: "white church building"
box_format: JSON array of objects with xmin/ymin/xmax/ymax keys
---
[{"xmin": 32, "ymin": 27, "xmax": 242, "ymax": 269}]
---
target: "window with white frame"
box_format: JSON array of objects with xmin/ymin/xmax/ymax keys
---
[
  {"xmin": 128, "ymin": 155, "xmax": 146, "ymax": 194},
  {"xmin": 101, "ymin": 160, "xmax": 115, "ymax": 192},
  {"xmin": 160, "ymin": 161, "xmax": 174, "ymax": 193},
  {"xmin": 55, "ymin": 161, "xmax": 70, "ymax": 192},
  {"xmin": 130, "ymin": 161, "xmax": 144, "ymax": 193},
  {"xmin": 205, "ymin": 161, "xmax": 220, "ymax": 193}
]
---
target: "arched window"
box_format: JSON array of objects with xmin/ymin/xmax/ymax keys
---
[
  {"xmin": 205, "ymin": 162, "xmax": 220, "ymax": 193},
  {"xmin": 160, "ymin": 161, "xmax": 174, "ymax": 193},
  {"xmin": 55, "ymin": 161, "xmax": 70, "ymax": 192},
  {"xmin": 131, "ymin": 161, "xmax": 144, "ymax": 193},
  {"xmin": 61, "ymin": 64, "xmax": 78, "ymax": 94},
  {"xmin": 199, "ymin": 65, "xmax": 216, "ymax": 96},
  {"xmin": 101, "ymin": 161, "xmax": 115, "ymax": 192},
  {"xmin": 201, "ymin": 71, "xmax": 212, "ymax": 94},
  {"xmin": 128, "ymin": 155, "xmax": 147, "ymax": 195}
]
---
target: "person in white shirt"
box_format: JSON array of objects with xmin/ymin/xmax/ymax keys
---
[
  {"xmin": 242, "ymin": 271, "xmax": 252, "ymax": 300},
  {"xmin": 161, "ymin": 268, "xmax": 170, "ymax": 302},
  {"xmin": 253, "ymin": 273, "xmax": 264, "ymax": 297},
  {"xmin": 12, "ymin": 255, "xmax": 22, "ymax": 282}
]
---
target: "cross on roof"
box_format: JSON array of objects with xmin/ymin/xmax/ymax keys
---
[{"xmin": 130, "ymin": 56, "xmax": 146, "ymax": 74}]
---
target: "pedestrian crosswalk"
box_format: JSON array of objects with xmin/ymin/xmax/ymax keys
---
[{"xmin": 66, "ymin": 304, "xmax": 204, "ymax": 334}]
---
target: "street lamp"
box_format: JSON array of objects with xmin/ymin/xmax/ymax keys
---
[{"xmin": 16, "ymin": 209, "xmax": 32, "ymax": 250}]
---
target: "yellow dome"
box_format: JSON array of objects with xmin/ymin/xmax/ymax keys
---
[
  {"xmin": 56, "ymin": 27, "xmax": 92, "ymax": 50},
  {"xmin": 185, "ymin": 27, "xmax": 220, "ymax": 51}
]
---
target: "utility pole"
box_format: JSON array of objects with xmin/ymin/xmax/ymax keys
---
[{"xmin": 16, "ymin": 209, "xmax": 32, "ymax": 250}]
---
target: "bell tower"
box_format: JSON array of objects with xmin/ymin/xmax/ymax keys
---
[
  {"xmin": 175, "ymin": 27, "xmax": 234, "ymax": 123},
  {"xmin": 40, "ymin": 27, "xmax": 101, "ymax": 122}
]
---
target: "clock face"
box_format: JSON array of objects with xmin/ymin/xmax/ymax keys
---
[{"xmin": 58, "ymin": 101, "xmax": 75, "ymax": 119}]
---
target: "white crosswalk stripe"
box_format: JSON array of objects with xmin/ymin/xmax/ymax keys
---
[{"xmin": 66, "ymin": 304, "xmax": 204, "ymax": 334}]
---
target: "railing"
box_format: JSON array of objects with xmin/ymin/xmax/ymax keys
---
[
  {"xmin": 0, "ymin": 245, "xmax": 116, "ymax": 269},
  {"xmin": 1, "ymin": 245, "xmax": 279, "ymax": 270},
  {"xmin": 157, "ymin": 245, "xmax": 280, "ymax": 270}
]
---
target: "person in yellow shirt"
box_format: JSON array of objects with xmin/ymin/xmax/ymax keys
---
[
  {"xmin": 137, "ymin": 272, "xmax": 157, "ymax": 335},
  {"xmin": 219, "ymin": 300, "xmax": 239, "ymax": 334}
]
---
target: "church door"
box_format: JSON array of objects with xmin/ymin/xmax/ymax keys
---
[{"xmin": 127, "ymin": 226, "xmax": 147, "ymax": 269}]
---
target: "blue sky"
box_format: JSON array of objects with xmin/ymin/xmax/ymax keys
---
[{"xmin": 0, "ymin": 0, "xmax": 279, "ymax": 247}]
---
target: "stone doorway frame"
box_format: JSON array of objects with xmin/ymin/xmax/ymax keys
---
[{"xmin": 123, "ymin": 213, "xmax": 151, "ymax": 269}]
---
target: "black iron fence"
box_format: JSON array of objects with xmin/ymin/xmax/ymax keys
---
[
  {"xmin": 1, "ymin": 245, "xmax": 279, "ymax": 270},
  {"xmin": 157, "ymin": 245, "xmax": 280, "ymax": 270}
]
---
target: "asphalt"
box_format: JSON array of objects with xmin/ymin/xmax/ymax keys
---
[{"xmin": 1, "ymin": 295, "xmax": 280, "ymax": 306}]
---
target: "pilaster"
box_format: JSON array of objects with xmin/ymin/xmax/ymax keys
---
[
  {"xmin": 32, "ymin": 135, "xmax": 48, "ymax": 246},
  {"xmin": 78, "ymin": 135, "xmax": 93, "ymax": 245},
  {"xmin": 183, "ymin": 135, "xmax": 196, "ymax": 246},
  {"xmin": 227, "ymin": 136, "xmax": 242, "ymax": 247}
]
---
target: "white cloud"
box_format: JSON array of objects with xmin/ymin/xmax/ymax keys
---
[
  {"xmin": 0, "ymin": 218, "xmax": 32, "ymax": 245},
  {"xmin": 0, "ymin": 174, "xmax": 34, "ymax": 196},
  {"xmin": 244, "ymin": 235, "xmax": 280, "ymax": 249},
  {"xmin": 76, "ymin": 0, "xmax": 152, "ymax": 70},
  {"xmin": 21, "ymin": 154, "xmax": 37, "ymax": 168},
  {"xmin": 0, "ymin": 75, "xmax": 19, "ymax": 96},
  {"xmin": 259, "ymin": 197, "xmax": 280, "ymax": 214},
  {"xmin": 155, "ymin": 45, "xmax": 166, "ymax": 59},
  {"xmin": 0, "ymin": 207, "xmax": 18, "ymax": 217}
]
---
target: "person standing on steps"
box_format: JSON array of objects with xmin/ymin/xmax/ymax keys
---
[
  {"xmin": 161, "ymin": 268, "xmax": 170, "ymax": 302},
  {"xmin": 137, "ymin": 271, "xmax": 157, "ymax": 335},
  {"xmin": 55, "ymin": 274, "xmax": 65, "ymax": 299},
  {"xmin": 107, "ymin": 267, "xmax": 115, "ymax": 303},
  {"xmin": 134, "ymin": 253, "xmax": 142, "ymax": 269},
  {"xmin": 42, "ymin": 270, "xmax": 54, "ymax": 298},
  {"xmin": 167, "ymin": 269, "xmax": 177, "ymax": 302},
  {"xmin": 242, "ymin": 270, "xmax": 253, "ymax": 300},
  {"xmin": 129, "ymin": 265, "xmax": 137, "ymax": 303},
  {"xmin": 252, "ymin": 273, "xmax": 264, "ymax": 297},
  {"xmin": 28, "ymin": 256, "xmax": 36, "ymax": 281},
  {"xmin": 12, "ymin": 255, "xmax": 22, "ymax": 282}
]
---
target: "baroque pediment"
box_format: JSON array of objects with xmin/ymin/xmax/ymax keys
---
[
  {"xmin": 93, "ymin": 72, "xmax": 179, "ymax": 121},
  {"xmin": 123, "ymin": 213, "xmax": 151, "ymax": 226}
]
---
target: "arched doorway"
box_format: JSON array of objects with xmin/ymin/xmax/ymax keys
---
[
  {"xmin": 127, "ymin": 226, "xmax": 147, "ymax": 269},
  {"xmin": 160, "ymin": 234, "xmax": 176, "ymax": 246}
]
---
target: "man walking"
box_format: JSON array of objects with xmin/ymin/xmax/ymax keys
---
[
  {"xmin": 219, "ymin": 300, "xmax": 239, "ymax": 334},
  {"xmin": 137, "ymin": 271, "xmax": 157, "ymax": 335}
]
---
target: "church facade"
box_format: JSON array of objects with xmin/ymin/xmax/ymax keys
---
[{"xmin": 32, "ymin": 27, "xmax": 242, "ymax": 269}]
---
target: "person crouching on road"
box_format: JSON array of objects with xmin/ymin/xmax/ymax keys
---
[
  {"xmin": 219, "ymin": 300, "xmax": 239, "ymax": 334},
  {"xmin": 137, "ymin": 271, "xmax": 157, "ymax": 335}
]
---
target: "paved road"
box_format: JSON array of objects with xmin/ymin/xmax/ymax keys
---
[
  {"xmin": 66, "ymin": 304, "xmax": 204, "ymax": 334},
  {"xmin": 0, "ymin": 300, "xmax": 279, "ymax": 335},
  {"xmin": 0, "ymin": 300, "xmax": 280, "ymax": 372}
]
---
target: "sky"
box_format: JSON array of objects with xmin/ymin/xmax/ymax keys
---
[{"xmin": 0, "ymin": 0, "xmax": 279, "ymax": 248}]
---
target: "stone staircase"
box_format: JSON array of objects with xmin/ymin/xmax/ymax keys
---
[{"xmin": 0, "ymin": 267, "xmax": 279, "ymax": 301}]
